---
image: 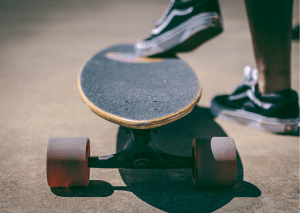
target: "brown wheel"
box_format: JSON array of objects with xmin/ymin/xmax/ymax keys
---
[
  {"xmin": 47, "ymin": 137, "xmax": 90, "ymax": 187},
  {"xmin": 192, "ymin": 137, "xmax": 237, "ymax": 188}
]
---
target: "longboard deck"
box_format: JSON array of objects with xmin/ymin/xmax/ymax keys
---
[{"xmin": 79, "ymin": 44, "xmax": 201, "ymax": 129}]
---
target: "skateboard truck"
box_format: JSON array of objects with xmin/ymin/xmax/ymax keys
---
[
  {"xmin": 88, "ymin": 129, "xmax": 192, "ymax": 169},
  {"xmin": 47, "ymin": 130, "xmax": 237, "ymax": 189},
  {"xmin": 121, "ymin": 127, "xmax": 161, "ymax": 134}
]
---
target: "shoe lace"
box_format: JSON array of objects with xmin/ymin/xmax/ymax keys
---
[
  {"xmin": 243, "ymin": 66, "xmax": 257, "ymax": 86},
  {"xmin": 155, "ymin": 0, "xmax": 175, "ymax": 26}
]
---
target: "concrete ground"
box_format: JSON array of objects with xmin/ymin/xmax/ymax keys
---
[{"xmin": 0, "ymin": 0, "xmax": 299, "ymax": 212}]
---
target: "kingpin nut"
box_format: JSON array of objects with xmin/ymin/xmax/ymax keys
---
[{"xmin": 133, "ymin": 158, "xmax": 150, "ymax": 169}]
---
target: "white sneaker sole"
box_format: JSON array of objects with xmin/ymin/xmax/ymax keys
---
[
  {"xmin": 135, "ymin": 12, "xmax": 222, "ymax": 56},
  {"xmin": 210, "ymin": 97, "xmax": 300, "ymax": 134}
]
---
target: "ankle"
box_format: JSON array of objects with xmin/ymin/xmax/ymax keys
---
[{"xmin": 258, "ymin": 76, "xmax": 291, "ymax": 95}]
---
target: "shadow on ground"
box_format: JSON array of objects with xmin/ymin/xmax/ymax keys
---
[{"xmin": 51, "ymin": 106, "xmax": 261, "ymax": 212}]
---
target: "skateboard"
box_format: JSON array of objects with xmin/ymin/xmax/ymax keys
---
[{"xmin": 47, "ymin": 44, "xmax": 237, "ymax": 189}]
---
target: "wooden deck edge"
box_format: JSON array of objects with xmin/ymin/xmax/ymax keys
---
[{"xmin": 78, "ymin": 64, "xmax": 202, "ymax": 129}]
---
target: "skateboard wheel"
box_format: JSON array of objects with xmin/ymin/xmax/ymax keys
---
[
  {"xmin": 47, "ymin": 137, "xmax": 90, "ymax": 187},
  {"xmin": 192, "ymin": 137, "xmax": 237, "ymax": 188}
]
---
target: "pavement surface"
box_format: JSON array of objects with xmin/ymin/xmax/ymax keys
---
[{"xmin": 0, "ymin": 0, "xmax": 299, "ymax": 212}]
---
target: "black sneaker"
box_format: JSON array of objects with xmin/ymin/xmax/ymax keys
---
[
  {"xmin": 135, "ymin": 0, "xmax": 223, "ymax": 56},
  {"xmin": 210, "ymin": 66, "xmax": 300, "ymax": 133}
]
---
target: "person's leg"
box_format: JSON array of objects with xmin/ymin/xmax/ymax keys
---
[
  {"xmin": 210, "ymin": 0, "xmax": 299, "ymax": 133},
  {"xmin": 244, "ymin": 0, "xmax": 293, "ymax": 94}
]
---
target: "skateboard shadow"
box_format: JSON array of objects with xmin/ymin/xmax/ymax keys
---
[
  {"xmin": 51, "ymin": 106, "xmax": 261, "ymax": 213},
  {"xmin": 116, "ymin": 105, "xmax": 261, "ymax": 213}
]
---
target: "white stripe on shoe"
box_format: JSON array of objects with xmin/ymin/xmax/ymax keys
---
[
  {"xmin": 151, "ymin": 7, "xmax": 194, "ymax": 35},
  {"xmin": 228, "ymin": 92, "xmax": 248, "ymax": 101},
  {"xmin": 246, "ymin": 89, "xmax": 273, "ymax": 109},
  {"xmin": 155, "ymin": 0, "xmax": 175, "ymax": 26},
  {"xmin": 228, "ymin": 87, "xmax": 273, "ymax": 110}
]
